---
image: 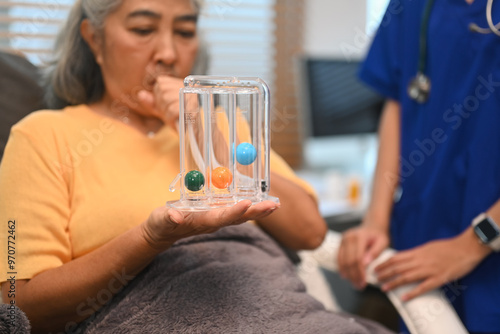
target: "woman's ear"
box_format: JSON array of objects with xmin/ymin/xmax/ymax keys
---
[{"xmin": 80, "ymin": 19, "xmax": 103, "ymax": 65}]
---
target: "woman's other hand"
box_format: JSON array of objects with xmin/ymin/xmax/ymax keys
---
[
  {"xmin": 141, "ymin": 200, "xmax": 280, "ymax": 250},
  {"xmin": 338, "ymin": 224, "xmax": 389, "ymax": 289}
]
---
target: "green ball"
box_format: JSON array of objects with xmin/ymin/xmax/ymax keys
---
[{"xmin": 185, "ymin": 170, "xmax": 205, "ymax": 192}]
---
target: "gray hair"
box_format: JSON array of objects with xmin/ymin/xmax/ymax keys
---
[{"xmin": 44, "ymin": 0, "xmax": 203, "ymax": 109}]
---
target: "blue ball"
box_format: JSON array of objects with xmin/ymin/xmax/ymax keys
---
[{"xmin": 236, "ymin": 142, "xmax": 257, "ymax": 165}]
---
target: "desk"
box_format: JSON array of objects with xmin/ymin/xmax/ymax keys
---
[
  {"xmin": 296, "ymin": 169, "xmax": 367, "ymax": 231},
  {"xmin": 320, "ymin": 200, "xmax": 365, "ymax": 232}
]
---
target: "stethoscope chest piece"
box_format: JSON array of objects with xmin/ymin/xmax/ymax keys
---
[{"xmin": 407, "ymin": 72, "xmax": 431, "ymax": 103}]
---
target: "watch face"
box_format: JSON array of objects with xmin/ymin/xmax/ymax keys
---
[{"xmin": 475, "ymin": 219, "xmax": 500, "ymax": 243}]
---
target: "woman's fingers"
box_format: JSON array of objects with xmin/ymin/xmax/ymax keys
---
[
  {"xmin": 135, "ymin": 76, "xmax": 184, "ymax": 128},
  {"xmin": 240, "ymin": 200, "xmax": 280, "ymax": 221},
  {"xmin": 211, "ymin": 200, "xmax": 253, "ymax": 226},
  {"xmin": 144, "ymin": 201, "xmax": 280, "ymax": 251},
  {"xmin": 165, "ymin": 207, "xmax": 184, "ymax": 225},
  {"xmin": 180, "ymin": 200, "xmax": 251, "ymax": 227},
  {"xmin": 141, "ymin": 206, "xmax": 183, "ymax": 249},
  {"xmin": 154, "ymin": 76, "xmax": 183, "ymax": 124},
  {"xmin": 184, "ymin": 200, "xmax": 279, "ymax": 228}
]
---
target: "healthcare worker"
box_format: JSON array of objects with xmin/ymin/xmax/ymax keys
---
[{"xmin": 338, "ymin": 0, "xmax": 500, "ymax": 333}]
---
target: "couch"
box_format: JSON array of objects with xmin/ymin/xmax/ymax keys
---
[{"xmin": 0, "ymin": 51, "xmax": 46, "ymax": 161}]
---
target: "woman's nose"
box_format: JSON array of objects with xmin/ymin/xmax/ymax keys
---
[{"xmin": 154, "ymin": 34, "xmax": 177, "ymax": 65}]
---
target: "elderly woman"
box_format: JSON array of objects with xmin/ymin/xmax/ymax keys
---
[{"xmin": 0, "ymin": 0, "xmax": 394, "ymax": 333}]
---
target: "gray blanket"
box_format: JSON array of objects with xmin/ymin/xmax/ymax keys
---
[
  {"xmin": 0, "ymin": 304, "xmax": 30, "ymax": 334},
  {"xmin": 74, "ymin": 223, "xmax": 393, "ymax": 334},
  {"xmin": 0, "ymin": 223, "xmax": 394, "ymax": 334}
]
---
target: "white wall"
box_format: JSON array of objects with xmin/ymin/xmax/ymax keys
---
[{"xmin": 303, "ymin": 0, "xmax": 371, "ymax": 60}]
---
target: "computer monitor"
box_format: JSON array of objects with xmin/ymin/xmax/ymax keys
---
[{"xmin": 300, "ymin": 58, "xmax": 384, "ymax": 138}]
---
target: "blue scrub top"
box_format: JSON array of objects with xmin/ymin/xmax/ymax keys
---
[{"xmin": 359, "ymin": 0, "xmax": 500, "ymax": 332}]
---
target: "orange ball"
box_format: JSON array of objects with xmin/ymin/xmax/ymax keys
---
[{"xmin": 212, "ymin": 167, "xmax": 233, "ymax": 189}]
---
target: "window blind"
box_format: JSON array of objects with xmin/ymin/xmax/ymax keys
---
[
  {"xmin": 199, "ymin": 0, "xmax": 276, "ymax": 86},
  {"xmin": 0, "ymin": 0, "xmax": 73, "ymax": 64}
]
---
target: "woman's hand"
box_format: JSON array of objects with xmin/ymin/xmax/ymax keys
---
[
  {"xmin": 374, "ymin": 228, "xmax": 491, "ymax": 301},
  {"xmin": 141, "ymin": 200, "xmax": 280, "ymax": 250},
  {"xmin": 338, "ymin": 225, "xmax": 390, "ymax": 289},
  {"xmin": 137, "ymin": 76, "xmax": 185, "ymax": 129}
]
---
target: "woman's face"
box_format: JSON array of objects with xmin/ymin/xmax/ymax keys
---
[{"xmin": 88, "ymin": 0, "xmax": 199, "ymax": 113}]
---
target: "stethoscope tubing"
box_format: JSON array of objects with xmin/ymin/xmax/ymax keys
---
[
  {"xmin": 486, "ymin": 0, "xmax": 500, "ymax": 36},
  {"xmin": 410, "ymin": 0, "xmax": 500, "ymax": 103}
]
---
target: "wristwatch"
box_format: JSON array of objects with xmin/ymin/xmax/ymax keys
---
[{"xmin": 472, "ymin": 213, "xmax": 500, "ymax": 252}]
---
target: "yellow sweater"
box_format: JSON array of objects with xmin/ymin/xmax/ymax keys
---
[{"xmin": 0, "ymin": 105, "xmax": 314, "ymax": 282}]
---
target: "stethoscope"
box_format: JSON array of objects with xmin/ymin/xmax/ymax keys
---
[{"xmin": 408, "ymin": 0, "xmax": 500, "ymax": 103}]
